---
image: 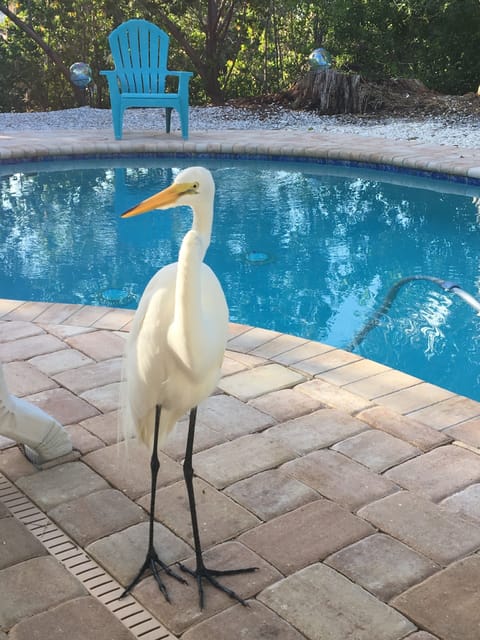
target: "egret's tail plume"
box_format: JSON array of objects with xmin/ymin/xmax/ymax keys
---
[{"xmin": 347, "ymin": 275, "xmax": 480, "ymax": 352}]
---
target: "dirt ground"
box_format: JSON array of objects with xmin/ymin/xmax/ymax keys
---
[
  {"xmin": 232, "ymin": 76, "xmax": 480, "ymax": 123},
  {"xmin": 360, "ymin": 77, "xmax": 480, "ymax": 120}
]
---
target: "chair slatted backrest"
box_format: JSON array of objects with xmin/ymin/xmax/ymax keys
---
[{"xmin": 108, "ymin": 19, "xmax": 170, "ymax": 94}]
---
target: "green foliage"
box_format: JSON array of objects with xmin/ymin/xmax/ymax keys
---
[
  {"xmin": 0, "ymin": 0, "xmax": 116, "ymax": 111},
  {"xmin": 0, "ymin": 0, "xmax": 479, "ymax": 112},
  {"xmin": 226, "ymin": 1, "xmax": 323, "ymax": 97},
  {"xmin": 321, "ymin": 0, "xmax": 480, "ymax": 94}
]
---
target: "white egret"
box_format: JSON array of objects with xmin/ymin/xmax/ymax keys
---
[{"xmin": 120, "ymin": 167, "xmax": 256, "ymax": 608}]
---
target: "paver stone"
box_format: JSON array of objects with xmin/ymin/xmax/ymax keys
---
[
  {"xmin": 259, "ymin": 563, "xmax": 415, "ymax": 640},
  {"xmin": 15, "ymin": 461, "xmax": 108, "ymax": 510},
  {"xmin": 0, "ymin": 447, "xmax": 37, "ymax": 481},
  {"xmin": 445, "ymin": 417, "xmax": 480, "ymax": 448},
  {"xmin": 66, "ymin": 329, "xmax": 126, "ymax": 360},
  {"xmin": 80, "ymin": 381, "xmax": 121, "ymax": 413},
  {"xmin": 79, "ymin": 410, "xmax": 121, "ymax": 445},
  {"xmin": 160, "ymin": 416, "xmax": 226, "ymax": 460},
  {"xmin": 332, "ymin": 429, "xmax": 421, "ymax": 472},
  {"xmin": 296, "ymin": 379, "xmax": 372, "ymax": 413},
  {"xmin": 193, "ymin": 393, "xmax": 273, "ymax": 439},
  {"xmin": 225, "ymin": 468, "xmax": 319, "ymax": 520},
  {"xmin": 1, "ymin": 301, "xmax": 51, "ymax": 322},
  {"xmin": 83, "ymin": 440, "xmax": 182, "ymax": 499},
  {"xmin": 65, "ymin": 424, "xmax": 104, "ymax": 454},
  {"xmin": 192, "ymin": 433, "xmax": 295, "ymax": 489},
  {"xmin": 358, "ymin": 491, "xmax": 480, "ymax": 565},
  {"xmin": 47, "ymin": 488, "xmax": 147, "ymax": 546},
  {"xmin": 182, "ymin": 600, "xmax": 305, "ymax": 640},
  {"xmin": 272, "ymin": 340, "xmax": 332, "ymax": 366},
  {"xmin": 34, "ymin": 303, "xmax": 80, "ymax": 325},
  {"xmin": 343, "ymin": 368, "xmax": 420, "ymax": 399},
  {"xmin": 0, "ymin": 333, "xmax": 66, "ymax": 362},
  {"xmin": 284, "ymin": 449, "xmax": 398, "ymax": 510},
  {"xmin": 86, "ymin": 521, "xmax": 192, "ymax": 586},
  {"xmin": 3, "ymin": 361, "xmax": 57, "ymax": 397},
  {"xmin": 356, "ymin": 406, "xmax": 451, "ymax": 451},
  {"xmin": 139, "ymin": 478, "xmax": 260, "ymax": 548},
  {"xmin": 249, "ymin": 387, "xmax": 323, "ymax": 422},
  {"xmin": 218, "ymin": 363, "xmax": 305, "ymax": 401},
  {"xmin": 325, "ymin": 533, "xmax": 438, "ymax": 601},
  {"xmin": 385, "ymin": 444, "xmax": 480, "ymax": 501},
  {"xmin": 440, "ymin": 483, "xmax": 480, "ymax": 524},
  {"xmin": 53, "ymin": 357, "xmax": 122, "ymax": 393},
  {"xmin": 8, "ymin": 596, "xmax": 135, "ymax": 640},
  {"xmin": 266, "ymin": 408, "xmax": 368, "ymax": 454},
  {"xmin": 25, "ymin": 387, "xmax": 99, "ymax": 424},
  {"xmin": 0, "ymin": 556, "xmax": 87, "ymax": 629},
  {"xmin": 0, "ymin": 319, "xmax": 43, "ymax": 343},
  {"xmin": 409, "ymin": 395, "xmax": 480, "ymax": 430},
  {"xmin": 227, "ymin": 327, "xmax": 281, "ymax": 353},
  {"xmin": 376, "ymin": 381, "xmax": 454, "ymax": 415},
  {"xmin": 29, "ymin": 348, "xmax": 94, "ymax": 376},
  {"xmin": 239, "ymin": 500, "xmax": 374, "ymax": 575},
  {"xmin": 392, "ymin": 555, "xmax": 480, "ymax": 640},
  {"xmin": 0, "ymin": 517, "xmax": 47, "ymax": 569},
  {"xmin": 293, "ymin": 347, "xmax": 360, "ymax": 376}
]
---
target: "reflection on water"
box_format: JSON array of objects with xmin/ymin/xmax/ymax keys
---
[{"xmin": 1, "ymin": 157, "xmax": 480, "ymax": 400}]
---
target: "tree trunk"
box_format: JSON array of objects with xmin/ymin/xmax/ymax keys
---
[{"xmin": 286, "ymin": 69, "xmax": 382, "ymax": 114}]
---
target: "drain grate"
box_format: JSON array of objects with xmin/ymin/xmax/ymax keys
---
[{"xmin": 0, "ymin": 472, "xmax": 177, "ymax": 640}]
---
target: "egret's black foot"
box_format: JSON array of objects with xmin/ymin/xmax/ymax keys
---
[
  {"xmin": 121, "ymin": 547, "xmax": 187, "ymax": 601},
  {"xmin": 179, "ymin": 561, "xmax": 258, "ymax": 609}
]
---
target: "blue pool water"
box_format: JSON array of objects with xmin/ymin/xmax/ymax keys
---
[{"xmin": 1, "ymin": 156, "xmax": 480, "ymax": 401}]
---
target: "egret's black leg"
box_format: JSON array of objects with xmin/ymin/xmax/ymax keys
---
[
  {"xmin": 121, "ymin": 404, "xmax": 186, "ymax": 600},
  {"xmin": 179, "ymin": 407, "xmax": 258, "ymax": 609}
]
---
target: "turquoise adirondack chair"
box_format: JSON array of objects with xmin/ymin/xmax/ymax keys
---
[{"xmin": 100, "ymin": 19, "xmax": 193, "ymax": 140}]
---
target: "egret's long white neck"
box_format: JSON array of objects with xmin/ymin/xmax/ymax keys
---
[
  {"xmin": 168, "ymin": 200, "xmax": 215, "ymax": 377},
  {"xmin": 191, "ymin": 199, "xmax": 213, "ymax": 257}
]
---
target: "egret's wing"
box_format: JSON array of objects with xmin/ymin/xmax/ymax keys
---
[{"xmin": 121, "ymin": 263, "xmax": 178, "ymax": 443}]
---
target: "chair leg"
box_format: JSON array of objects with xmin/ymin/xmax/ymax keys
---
[
  {"xmin": 180, "ymin": 107, "xmax": 189, "ymax": 140},
  {"xmin": 165, "ymin": 108, "xmax": 172, "ymax": 134},
  {"xmin": 112, "ymin": 106, "xmax": 123, "ymax": 140}
]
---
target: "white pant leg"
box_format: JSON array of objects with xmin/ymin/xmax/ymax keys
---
[{"xmin": 0, "ymin": 364, "xmax": 72, "ymax": 464}]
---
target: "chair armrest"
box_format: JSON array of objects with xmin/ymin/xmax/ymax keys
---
[
  {"xmin": 166, "ymin": 70, "xmax": 193, "ymax": 94},
  {"xmin": 100, "ymin": 70, "xmax": 117, "ymax": 79},
  {"xmin": 100, "ymin": 70, "xmax": 121, "ymax": 98},
  {"xmin": 166, "ymin": 71, "xmax": 194, "ymax": 78}
]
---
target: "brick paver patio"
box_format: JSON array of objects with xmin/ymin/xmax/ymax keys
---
[{"xmin": 1, "ymin": 126, "xmax": 480, "ymax": 639}]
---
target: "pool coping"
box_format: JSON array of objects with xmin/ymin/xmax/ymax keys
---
[{"xmin": 1, "ymin": 127, "xmax": 480, "ymax": 182}]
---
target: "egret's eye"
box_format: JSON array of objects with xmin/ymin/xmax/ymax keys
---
[{"xmin": 185, "ymin": 181, "xmax": 199, "ymax": 195}]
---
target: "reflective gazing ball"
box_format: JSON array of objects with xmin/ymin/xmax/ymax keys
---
[
  {"xmin": 70, "ymin": 62, "xmax": 92, "ymax": 88},
  {"xmin": 308, "ymin": 48, "xmax": 332, "ymax": 70}
]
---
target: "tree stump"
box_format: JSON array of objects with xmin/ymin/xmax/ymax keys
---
[{"xmin": 285, "ymin": 68, "xmax": 382, "ymax": 114}]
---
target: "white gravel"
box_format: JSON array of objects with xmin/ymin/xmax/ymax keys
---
[{"xmin": 0, "ymin": 105, "xmax": 478, "ymax": 148}]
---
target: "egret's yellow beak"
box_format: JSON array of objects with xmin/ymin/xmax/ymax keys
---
[{"xmin": 121, "ymin": 182, "xmax": 193, "ymax": 218}]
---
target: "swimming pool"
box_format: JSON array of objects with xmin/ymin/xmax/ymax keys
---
[{"xmin": 1, "ymin": 156, "xmax": 480, "ymax": 401}]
